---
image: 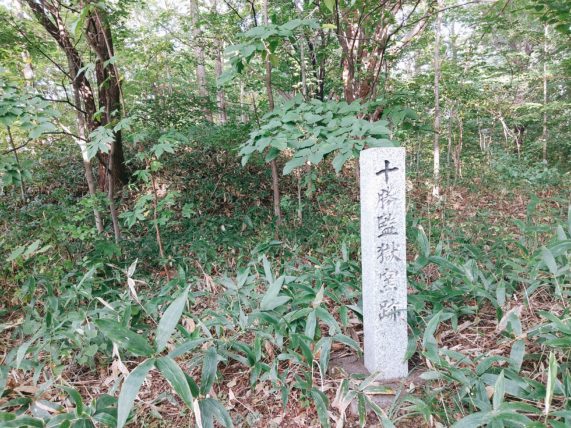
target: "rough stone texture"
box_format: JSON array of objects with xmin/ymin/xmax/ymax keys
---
[{"xmin": 360, "ymin": 147, "xmax": 408, "ymax": 379}]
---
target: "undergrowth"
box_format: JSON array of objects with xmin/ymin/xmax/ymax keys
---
[{"xmin": 1, "ymin": 126, "xmax": 570, "ymax": 427}]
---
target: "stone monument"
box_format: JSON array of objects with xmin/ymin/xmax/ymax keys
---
[{"xmin": 360, "ymin": 147, "xmax": 408, "ymax": 380}]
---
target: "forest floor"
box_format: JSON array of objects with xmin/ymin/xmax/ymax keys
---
[{"xmin": 1, "ymin": 138, "xmax": 570, "ymax": 427}]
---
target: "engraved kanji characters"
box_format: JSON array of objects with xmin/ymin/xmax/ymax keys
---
[
  {"xmin": 376, "ymin": 242, "xmax": 402, "ymax": 263},
  {"xmin": 377, "ymin": 188, "xmax": 397, "ymax": 210},
  {"xmin": 375, "ymin": 158, "xmax": 403, "ymax": 322},
  {"xmin": 377, "ymin": 212, "xmax": 397, "ymax": 237}
]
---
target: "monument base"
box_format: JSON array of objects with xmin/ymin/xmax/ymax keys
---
[{"xmin": 329, "ymin": 355, "xmax": 424, "ymax": 413}]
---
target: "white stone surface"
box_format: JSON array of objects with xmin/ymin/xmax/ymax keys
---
[{"xmin": 360, "ymin": 147, "xmax": 408, "ymax": 379}]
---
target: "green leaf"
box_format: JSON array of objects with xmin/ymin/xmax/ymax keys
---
[
  {"xmin": 95, "ymin": 319, "xmax": 153, "ymax": 357},
  {"xmin": 155, "ymin": 286, "xmax": 190, "ymax": 353},
  {"xmin": 156, "ymin": 356, "xmax": 193, "ymax": 408},
  {"xmin": 200, "ymin": 347, "xmax": 219, "ymax": 396},
  {"xmin": 451, "ymin": 411, "xmax": 493, "ymax": 428},
  {"xmin": 509, "ymin": 339, "xmax": 525, "ymax": 373},
  {"xmin": 117, "ymin": 359, "xmax": 155, "ymax": 428},
  {"xmin": 310, "ymin": 388, "xmax": 330, "ymax": 428},
  {"xmin": 545, "ymin": 351, "xmax": 557, "ymax": 417},
  {"xmin": 332, "ymin": 334, "xmax": 360, "ymax": 352},
  {"xmin": 1, "ymin": 416, "xmax": 45, "ymax": 427},
  {"xmin": 61, "ymin": 386, "xmax": 84, "ymax": 416},
  {"xmin": 323, "ymin": 0, "xmax": 335, "ymax": 12},
  {"xmin": 198, "ymin": 398, "xmax": 233, "ymax": 428},
  {"xmin": 541, "ymin": 246, "xmax": 558, "ymax": 275},
  {"xmin": 283, "ymin": 156, "xmax": 306, "ymax": 175},
  {"xmin": 493, "ymin": 370, "xmax": 505, "ymax": 411},
  {"xmin": 168, "ymin": 338, "xmax": 208, "ymax": 359},
  {"xmin": 318, "ymin": 338, "xmax": 332, "ymax": 377},
  {"xmin": 261, "ymin": 275, "xmax": 290, "ymax": 311},
  {"xmin": 29, "ymin": 121, "xmax": 56, "ymax": 139},
  {"xmin": 87, "ymin": 126, "xmax": 114, "ymax": 160},
  {"xmin": 332, "ymin": 151, "xmax": 351, "ymax": 173},
  {"xmin": 305, "ymin": 310, "xmax": 317, "ymax": 339},
  {"xmin": 316, "ymin": 307, "xmax": 341, "ymax": 335},
  {"xmin": 260, "ymin": 295, "xmax": 291, "ymax": 311}
]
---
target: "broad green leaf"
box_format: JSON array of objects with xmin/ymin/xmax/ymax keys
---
[
  {"xmin": 168, "ymin": 338, "xmax": 208, "ymax": 359},
  {"xmin": 283, "ymin": 156, "xmax": 306, "ymax": 175},
  {"xmin": 451, "ymin": 411, "xmax": 493, "ymax": 428},
  {"xmin": 2, "ymin": 416, "xmax": 45, "ymax": 427},
  {"xmin": 332, "ymin": 334, "xmax": 360, "ymax": 352},
  {"xmin": 260, "ymin": 295, "xmax": 291, "ymax": 311},
  {"xmin": 541, "ymin": 246, "xmax": 558, "ymax": 275},
  {"xmin": 316, "ymin": 307, "xmax": 341, "ymax": 335},
  {"xmin": 367, "ymin": 397, "xmax": 395, "ymax": 427},
  {"xmin": 16, "ymin": 329, "xmax": 43, "ymax": 369},
  {"xmin": 91, "ymin": 412, "xmax": 117, "ymax": 426},
  {"xmin": 61, "ymin": 386, "xmax": 84, "ymax": 416},
  {"xmin": 545, "ymin": 351, "xmax": 557, "ymax": 417},
  {"xmin": 332, "ymin": 151, "xmax": 351, "ymax": 173},
  {"xmin": 200, "ymin": 347, "xmax": 219, "ymax": 395},
  {"xmin": 323, "ymin": 0, "xmax": 335, "ymax": 12},
  {"xmin": 95, "ymin": 319, "xmax": 153, "ymax": 357},
  {"xmin": 198, "ymin": 397, "xmax": 233, "ymax": 428},
  {"xmin": 509, "ymin": 340, "xmax": 525, "ymax": 373},
  {"xmin": 29, "ymin": 121, "xmax": 56, "ymax": 139},
  {"xmin": 155, "ymin": 286, "xmax": 190, "ymax": 353},
  {"xmin": 318, "ymin": 338, "xmax": 332, "ymax": 377},
  {"xmin": 156, "ymin": 356, "xmax": 193, "ymax": 408},
  {"xmin": 305, "ymin": 309, "xmax": 317, "ymax": 339},
  {"xmin": 310, "ymin": 388, "xmax": 330, "ymax": 428},
  {"xmin": 493, "ymin": 370, "xmax": 506, "ymax": 410},
  {"xmin": 117, "ymin": 358, "xmax": 155, "ymax": 428}
]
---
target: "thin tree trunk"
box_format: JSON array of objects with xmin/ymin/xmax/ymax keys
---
[
  {"xmin": 6, "ymin": 127, "xmax": 26, "ymax": 202},
  {"xmin": 212, "ymin": 0, "xmax": 227, "ymax": 124},
  {"xmin": 240, "ymin": 82, "xmax": 248, "ymax": 123},
  {"xmin": 215, "ymin": 43, "xmax": 228, "ymax": 124},
  {"xmin": 432, "ymin": 0, "xmax": 442, "ymax": 198},
  {"xmin": 542, "ymin": 24, "xmax": 548, "ymax": 163},
  {"xmin": 300, "ymin": 38, "xmax": 308, "ymax": 99},
  {"xmin": 150, "ymin": 171, "xmax": 165, "ymax": 258},
  {"xmin": 190, "ymin": 0, "xmax": 212, "ymax": 122},
  {"xmin": 64, "ymin": 112, "xmax": 105, "ymax": 233},
  {"xmin": 107, "ymin": 143, "xmax": 121, "ymax": 243},
  {"xmin": 447, "ymin": 107, "xmax": 453, "ymax": 167},
  {"xmin": 21, "ymin": 50, "xmax": 34, "ymax": 86},
  {"xmin": 263, "ymin": 0, "xmax": 282, "ymax": 224},
  {"xmin": 454, "ymin": 115, "xmax": 463, "ymax": 180}
]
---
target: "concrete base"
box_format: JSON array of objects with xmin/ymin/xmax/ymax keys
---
[{"xmin": 329, "ymin": 355, "xmax": 424, "ymax": 414}]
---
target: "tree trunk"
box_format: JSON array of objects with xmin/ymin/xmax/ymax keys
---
[
  {"xmin": 542, "ymin": 24, "xmax": 548, "ymax": 163},
  {"xmin": 240, "ymin": 82, "xmax": 248, "ymax": 123},
  {"xmin": 299, "ymin": 38, "xmax": 308, "ymax": 99},
  {"xmin": 453, "ymin": 115, "xmax": 463, "ymax": 180},
  {"xmin": 335, "ymin": 0, "xmax": 427, "ymax": 103},
  {"xmin": 63, "ymin": 105, "xmax": 104, "ymax": 233},
  {"xmin": 432, "ymin": 0, "xmax": 442, "ymax": 198},
  {"xmin": 22, "ymin": 0, "xmax": 119, "ymax": 234},
  {"xmin": 447, "ymin": 107, "xmax": 454, "ymax": 167},
  {"xmin": 215, "ymin": 42, "xmax": 228, "ymax": 124},
  {"xmin": 262, "ymin": 0, "xmax": 282, "ymax": 224},
  {"xmin": 85, "ymin": 4, "xmax": 128, "ymax": 191},
  {"xmin": 190, "ymin": 0, "xmax": 212, "ymax": 122},
  {"xmin": 5, "ymin": 127, "xmax": 26, "ymax": 202},
  {"xmin": 212, "ymin": 0, "xmax": 227, "ymax": 124}
]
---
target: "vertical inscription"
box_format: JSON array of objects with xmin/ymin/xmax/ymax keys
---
[
  {"xmin": 375, "ymin": 160, "xmax": 404, "ymax": 322},
  {"xmin": 360, "ymin": 147, "xmax": 408, "ymax": 380}
]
